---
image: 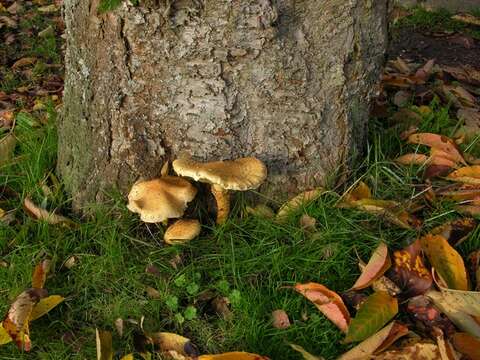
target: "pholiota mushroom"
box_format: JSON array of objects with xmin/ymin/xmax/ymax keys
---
[
  {"xmin": 127, "ymin": 176, "xmax": 197, "ymax": 223},
  {"xmin": 172, "ymin": 157, "xmax": 267, "ymax": 224},
  {"xmin": 164, "ymin": 219, "xmax": 201, "ymax": 244}
]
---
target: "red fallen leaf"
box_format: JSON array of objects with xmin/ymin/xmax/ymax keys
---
[
  {"xmin": 424, "ymin": 164, "xmax": 452, "ymax": 180},
  {"xmin": 351, "ymin": 242, "xmax": 391, "ymax": 291},
  {"xmin": 31, "ymin": 259, "xmax": 50, "ymax": 289},
  {"xmin": 388, "ymin": 240, "xmax": 432, "ymax": 298},
  {"xmin": 406, "ymin": 295, "xmax": 456, "ymax": 337},
  {"xmin": 408, "ymin": 133, "xmax": 465, "ymax": 165},
  {"xmin": 430, "ymin": 218, "xmax": 476, "ymax": 247},
  {"xmin": 3, "ymin": 288, "xmax": 48, "ymax": 350},
  {"xmin": 452, "ymin": 332, "xmax": 480, "ymax": 360},
  {"xmin": 294, "ymin": 283, "xmax": 350, "ymax": 332}
]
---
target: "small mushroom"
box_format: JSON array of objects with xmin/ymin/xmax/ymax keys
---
[
  {"xmin": 164, "ymin": 219, "xmax": 201, "ymax": 245},
  {"xmin": 127, "ymin": 176, "xmax": 197, "ymax": 223},
  {"xmin": 172, "ymin": 157, "xmax": 267, "ymax": 224}
]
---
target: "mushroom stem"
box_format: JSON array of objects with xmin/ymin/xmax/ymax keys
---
[{"xmin": 211, "ymin": 184, "xmax": 230, "ymax": 224}]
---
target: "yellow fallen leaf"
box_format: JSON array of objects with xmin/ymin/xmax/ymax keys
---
[
  {"xmin": 447, "ymin": 166, "xmax": 480, "ymax": 185},
  {"xmin": 0, "ymin": 323, "xmax": 12, "ymax": 345},
  {"xmin": 96, "ymin": 329, "xmax": 113, "ymax": 360},
  {"xmin": 276, "ymin": 188, "xmax": 325, "ymax": 222},
  {"xmin": 198, "ymin": 352, "xmax": 269, "ymax": 359},
  {"xmin": 120, "ymin": 355, "xmax": 134, "ymax": 360},
  {"xmin": 30, "ymin": 295, "xmax": 64, "ymax": 321},
  {"xmin": 289, "ymin": 344, "xmax": 324, "ymax": 360}
]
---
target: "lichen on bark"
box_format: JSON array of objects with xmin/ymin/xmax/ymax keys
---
[{"xmin": 58, "ymin": 0, "xmax": 388, "ymax": 210}]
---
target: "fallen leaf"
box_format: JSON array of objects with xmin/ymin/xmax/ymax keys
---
[
  {"xmin": 393, "ymin": 90, "xmax": 411, "ymax": 107},
  {"xmin": 435, "ymin": 288, "xmax": 480, "ymax": 317},
  {"xmin": 373, "ymin": 342, "xmax": 440, "ymax": 359},
  {"xmin": 32, "ymin": 259, "xmax": 50, "ymax": 289},
  {"xmin": 452, "ymin": 13, "xmax": 480, "ymax": 26},
  {"xmin": 0, "ymin": 133, "xmax": 16, "ymax": 164},
  {"xmin": 272, "ymin": 309, "xmax": 290, "ymax": 329},
  {"xmin": 344, "ymin": 291, "xmax": 398, "ymax": 343},
  {"xmin": 427, "ymin": 290, "xmax": 480, "ymax": 337},
  {"xmin": 11, "ymin": 57, "xmax": 37, "ymax": 69},
  {"xmin": 338, "ymin": 321, "xmax": 408, "ymax": 360},
  {"xmin": 406, "ymin": 295, "xmax": 455, "ymax": 337},
  {"xmin": 115, "ymin": 318, "xmax": 124, "ymax": 337},
  {"xmin": 245, "ymin": 204, "xmax": 275, "ymax": 218},
  {"xmin": 0, "ymin": 323, "xmax": 12, "ymax": 345},
  {"xmin": 434, "ymin": 328, "xmax": 459, "ymax": 360},
  {"xmin": 388, "ymin": 58, "xmax": 412, "ymax": 75},
  {"xmin": 430, "ymin": 218, "xmax": 476, "ymax": 246},
  {"xmin": 212, "ymin": 296, "xmax": 232, "ymax": 320},
  {"xmin": 96, "ymin": 329, "xmax": 113, "ymax": 360},
  {"xmin": 38, "ymin": 4, "xmax": 59, "ymax": 13},
  {"xmin": 64, "ymin": 255, "xmax": 78, "ymax": 269},
  {"xmin": 442, "ymin": 85, "xmax": 477, "ymax": 108},
  {"xmin": 29, "ymin": 295, "xmax": 64, "ymax": 321},
  {"xmin": 451, "ymin": 332, "xmax": 480, "ymax": 360},
  {"xmin": 145, "ymin": 286, "xmax": 161, "ymax": 299},
  {"xmin": 387, "ymin": 240, "xmax": 433, "ymax": 297},
  {"xmin": 395, "ymin": 153, "xmax": 429, "ymax": 165},
  {"xmin": 421, "ymin": 234, "xmax": 468, "ymax": 291},
  {"xmin": 447, "ymin": 166, "xmax": 480, "ymax": 185},
  {"xmin": 198, "ymin": 352, "xmax": 269, "ymax": 360},
  {"xmin": 294, "ymin": 282, "xmax": 350, "ymax": 333},
  {"xmin": 408, "ymin": 133, "xmax": 465, "ymax": 165},
  {"xmin": 276, "ymin": 188, "xmax": 325, "ymax": 222},
  {"xmin": 299, "ymin": 214, "xmax": 316, "ymax": 232},
  {"xmin": 289, "ymin": 344, "xmax": 324, "ymax": 360},
  {"xmin": 351, "ymin": 242, "xmax": 391, "ymax": 291},
  {"xmin": 148, "ymin": 332, "xmax": 199, "ymax": 357},
  {"xmin": 442, "ymin": 65, "xmax": 480, "ymax": 86},
  {"xmin": 415, "ymin": 59, "xmax": 435, "ymax": 82},
  {"xmin": 3, "ymin": 288, "xmax": 47, "ymax": 350},
  {"xmin": 23, "ymin": 197, "xmax": 74, "ymax": 226}
]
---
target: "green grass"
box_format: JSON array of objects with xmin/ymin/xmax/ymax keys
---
[
  {"xmin": 394, "ymin": 7, "xmax": 480, "ymax": 39},
  {"xmin": 2, "ymin": 99, "xmax": 480, "ymax": 359}
]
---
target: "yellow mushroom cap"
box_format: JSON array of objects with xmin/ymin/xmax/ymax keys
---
[
  {"xmin": 127, "ymin": 176, "xmax": 197, "ymax": 223},
  {"xmin": 172, "ymin": 157, "xmax": 267, "ymax": 191},
  {"xmin": 164, "ymin": 219, "xmax": 201, "ymax": 244}
]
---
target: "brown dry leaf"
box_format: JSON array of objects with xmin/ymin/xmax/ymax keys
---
[
  {"xmin": 338, "ymin": 321, "xmax": 408, "ymax": 360},
  {"xmin": 393, "ymin": 90, "xmax": 411, "ymax": 107},
  {"xmin": 276, "ymin": 188, "xmax": 325, "ymax": 222},
  {"xmin": 32, "ymin": 259, "xmax": 50, "ymax": 289},
  {"xmin": 212, "ymin": 296, "xmax": 232, "ymax": 320},
  {"xmin": 388, "ymin": 58, "xmax": 412, "ymax": 75},
  {"xmin": 437, "ymin": 184, "xmax": 480, "ymax": 201},
  {"xmin": 443, "ymin": 65, "xmax": 480, "ymax": 86},
  {"xmin": 430, "ymin": 218, "xmax": 476, "ymax": 246},
  {"xmin": 452, "ymin": 13, "xmax": 480, "ymax": 26},
  {"xmin": 451, "ymin": 332, "xmax": 480, "ymax": 360},
  {"xmin": 457, "ymin": 205, "xmax": 480, "ymax": 216},
  {"xmin": 415, "ymin": 59, "xmax": 435, "ymax": 82},
  {"xmin": 23, "ymin": 197, "xmax": 74, "ymax": 226},
  {"xmin": 443, "ymin": 85, "xmax": 477, "ymax": 108},
  {"xmin": 289, "ymin": 344, "xmax": 324, "ymax": 360},
  {"xmin": 145, "ymin": 286, "xmax": 161, "ymax": 299},
  {"xmin": 0, "ymin": 109, "xmax": 14, "ymax": 129},
  {"xmin": 38, "ymin": 4, "xmax": 59, "ymax": 13},
  {"xmin": 468, "ymin": 251, "xmax": 480, "ymax": 291},
  {"xmin": 351, "ymin": 242, "xmax": 391, "ymax": 291},
  {"xmin": 294, "ymin": 282, "xmax": 350, "ymax": 333},
  {"xmin": 96, "ymin": 329, "xmax": 113, "ymax": 360},
  {"xmin": 299, "ymin": 214, "xmax": 316, "ymax": 232},
  {"xmin": 3, "ymin": 288, "xmax": 47, "ymax": 350},
  {"xmin": 373, "ymin": 342, "xmax": 440, "ymax": 359},
  {"xmin": 115, "ymin": 318, "xmax": 124, "ymax": 338},
  {"xmin": 388, "ymin": 239, "xmax": 433, "ymax": 297},
  {"xmin": 434, "ymin": 328, "xmax": 459, "ymax": 360},
  {"xmin": 447, "ymin": 166, "xmax": 480, "ymax": 185},
  {"xmin": 427, "ymin": 290, "xmax": 480, "ymax": 338},
  {"xmin": 245, "ymin": 204, "xmax": 275, "ymax": 218},
  {"xmin": 11, "ymin": 57, "xmax": 37, "ymax": 69},
  {"xmin": 421, "ymin": 234, "xmax": 468, "ymax": 291},
  {"xmin": 0, "ymin": 15, "xmax": 17, "ymax": 28},
  {"xmin": 272, "ymin": 309, "xmax": 290, "ymax": 329},
  {"xmin": 64, "ymin": 255, "xmax": 78, "ymax": 269}
]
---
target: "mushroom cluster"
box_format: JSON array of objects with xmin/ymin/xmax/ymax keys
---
[{"xmin": 127, "ymin": 157, "xmax": 267, "ymax": 244}]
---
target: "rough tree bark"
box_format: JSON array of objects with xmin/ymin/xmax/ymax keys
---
[{"xmin": 59, "ymin": 0, "xmax": 387, "ymax": 209}]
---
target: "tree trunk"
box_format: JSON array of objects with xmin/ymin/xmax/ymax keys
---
[{"xmin": 58, "ymin": 0, "xmax": 387, "ymax": 209}]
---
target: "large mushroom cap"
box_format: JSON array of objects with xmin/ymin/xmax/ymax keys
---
[
  {"xmin": 164, "ymin": 219, "xmax": 201, "ymax": 244},
  {"xmin": 172, "ymin": 157, "xmax": 267, "ymax": 191},
  {"xmin": 127, "ymin": 176, "xmax": 197, "ymax": 223}
]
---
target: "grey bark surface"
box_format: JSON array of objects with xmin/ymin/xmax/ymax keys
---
[{"xmin": 59, "ymin": 0, "xmax": 387, "ymax": 209}]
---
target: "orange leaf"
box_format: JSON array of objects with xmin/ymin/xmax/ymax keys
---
[
  {"xmin": 351, "ymin": 242, "xmax": 391, "ymax": 291},
  {"xmin": 198, "ymin": 352, "xmax": 269, "ymax": 360},
  {"xmin": 31, "ymin": 259, "xmax": 50, "ymax": 289},
  {"xmin": 395, "ymin": 153, "xmax": 429, "ymax": 165},
  {"xmin": 447, "ymin": 166, "xmax": 480, "ymax": 185},
  {"xmin": 294, "ymin": 283, "xmax": 350, "ymax": 332},
  {"xmin": 23, "ymin": 198, "xmax": 75, "ymax": 227},
  {"xmin": 452, "ymin": 332, "xmax": 480, "ymax": 360},
  {"xmin": 408, "ymin": 133, "xmax": 465, "ymax": 165},
  {"xmin": 430, "ymin": 218, "xmax": 476, "ymax": 246},
  {"xmin": 421, "ymin": 234, "xmax": 469, "ymax": 291}
]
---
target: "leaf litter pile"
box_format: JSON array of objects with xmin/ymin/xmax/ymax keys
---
[{"xmin": 2, "ymin": 2, "xmax": 480, "ymax": 359}]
